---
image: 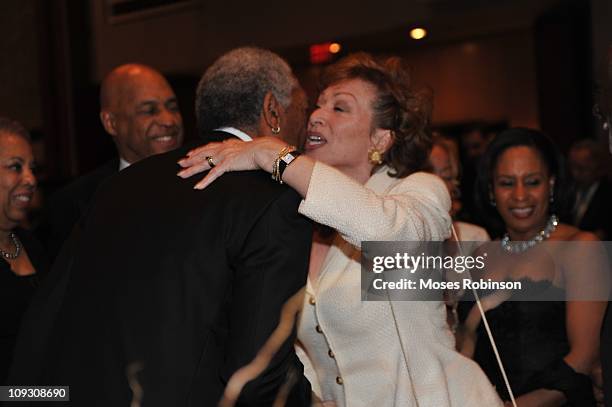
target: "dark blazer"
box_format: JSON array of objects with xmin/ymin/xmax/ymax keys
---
[
  {"xmin": 35, "ymin": 159, "xmax": 119, "ymax": 261},
  {"xmin": 10, "ymin": 133, "xmax": 312, "ymax": 406},
  {"xmin": 575, "ymin": 180, "xmax": 612, "ymax": 240}
]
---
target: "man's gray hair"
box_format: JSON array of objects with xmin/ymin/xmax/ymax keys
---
[{"xmin": 196, "ymin": 47, "xmax": 297, "ymax": 135}]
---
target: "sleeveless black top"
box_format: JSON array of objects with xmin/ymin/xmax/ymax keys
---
[{"xmin": 461, "ymin": 279, "xmax": 594, "ymax": 406}]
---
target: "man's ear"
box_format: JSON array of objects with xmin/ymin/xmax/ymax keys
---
[
  {"xmin": 371, "ymin": 128, "xmax": 393, "ymax": 154},
  {"xmin": 262, "ymin": 92, "xmax": 282, "ymax": 134},
  {"xmin": 100, "ymin": 111, "xmax": 118, "ymax": 136}
]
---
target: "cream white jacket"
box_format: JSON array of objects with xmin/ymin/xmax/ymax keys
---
[{"xmin": 296, "ymin": 163, "xmax": 502, "ymax": 407}]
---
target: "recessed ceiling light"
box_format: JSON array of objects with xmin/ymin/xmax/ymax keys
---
[{"xmin": 410, "ymin": 28, "xmax": 427, "ymax": 40}]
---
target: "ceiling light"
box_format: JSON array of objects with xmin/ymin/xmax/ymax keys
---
[
  {"xmin": 329, "ymin": 43, "xmax": 341, "ymax": 54},
  {"xmin": 410, "ymin": 28, "xmax": 427, "ymax": 40}
]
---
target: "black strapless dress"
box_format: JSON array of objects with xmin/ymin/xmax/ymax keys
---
[{"xmin": 460, "ymin": 279, "xmax": 595, "ymax": 406}]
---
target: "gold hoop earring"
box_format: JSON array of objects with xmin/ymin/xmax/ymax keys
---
[
  {"xmin": 270, "ymin": 116, "xmax": 281, "ymax": 134},
  {"xmin": 368, "ymin": 148, "xmax": 383, "ymax": 165}
]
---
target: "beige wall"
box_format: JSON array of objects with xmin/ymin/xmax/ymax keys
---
[
  {"xmin": 0, "ymin": 0, "xmax": 580, "ymax": 135},
  {"xmin": 408, "ymin": 30, "xmax": 539, "ymax": 128},
  {"xmin": 89, "ymin": 0, "xmax": 434, "ymax": 80},
  {"xmin": 87, "ymin": 1, "xmax": 557, "ymax": 131},
  {"xmin": 90, "ymin": 2, "xmax": 204, "ymax": 80},
  {"xmin": 297, "ymin": 29, "xmax": 540, "ymax": 129}
]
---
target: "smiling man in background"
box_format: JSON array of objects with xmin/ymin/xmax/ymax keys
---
[
  {"xmin": 36, "ymin": 63, "xmax": 184, "ymax": 260},
  {"xmin": 99, "ymin": 63, "xmax": 184, "ymax": 166}
]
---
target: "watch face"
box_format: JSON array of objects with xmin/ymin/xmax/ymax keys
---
[{"xmin": 282, "ymin": 152, "xmax": 297, "ymax": 164}]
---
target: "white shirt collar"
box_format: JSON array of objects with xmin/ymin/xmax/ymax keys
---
[
  {"xmin": 214, "ymin": 127, "xmax": 253, "ymax": 141},
  {"xmin": 118, "ymin": 127, "xmax": 251, "ymax": 171},
  {"xmin": 119, "ymin": 157, "xmax": 131, "ymax": 171}
]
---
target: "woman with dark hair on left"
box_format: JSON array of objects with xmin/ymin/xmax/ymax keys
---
[{"xmin": 0, "ymin": 117, "xmax": 49, "ymax": 384}]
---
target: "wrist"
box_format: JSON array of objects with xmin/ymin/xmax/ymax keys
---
[
  {"xmin": 254, "ymin": 143, "xmax": 283, "ymax": 173},
  {"xmin": 271, "ymin": 146, "xmax": 300, "ymax": 184}
]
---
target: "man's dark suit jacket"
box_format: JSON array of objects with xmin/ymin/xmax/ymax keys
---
[
  {"xmin": 575, "ymin": 180, "xmax": 612, "ymax": 240},
  {"xmin": 10, "ymin": 134, "xmax": 312, "ymax": 406},
  {"xmin": 35, "ymin": 159, "xmax": 118, "ymax": 261}
]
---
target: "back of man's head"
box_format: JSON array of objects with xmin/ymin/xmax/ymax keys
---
[{"xmin": 195, "ymin": 47, "xmax": 297, "ymax": 137}]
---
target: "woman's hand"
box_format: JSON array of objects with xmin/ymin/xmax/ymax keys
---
[{"xmin": 177, "ymin": 137, "xmax": 288, "ymax": 189}]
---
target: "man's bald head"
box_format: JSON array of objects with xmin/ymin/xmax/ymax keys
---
[
  {"xmin": 99, "ymin": 63, "xmax": 184, "ymax": 164},
  {"xmin": 100, "ymin": 64, "xmax": 165, "ymax": 110}
]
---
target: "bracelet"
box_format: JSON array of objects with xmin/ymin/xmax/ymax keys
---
[
  {"xmin": 271, "ymin": 145, "xmax": 292, "ymax": 183},
  {"xmin": 271, "ymin": 145, "xmax": 300, "ymax": 184}
]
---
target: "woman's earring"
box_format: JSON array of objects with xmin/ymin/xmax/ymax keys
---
[
  {"xmin": 489, "ymin": 191, "xmax": 496, "ymax": 207},
  {"xmin": 368, "ymin": 148, "xmax": 383, "ymax": 165},
  {"xmin": 549, "ymin": 185, "xmax": 554, "ymax": 204}
]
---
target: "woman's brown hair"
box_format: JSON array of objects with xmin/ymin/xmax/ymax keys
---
[{"xmin": 319, "ymin": 52, "xmax": 432, "ymax": 178}]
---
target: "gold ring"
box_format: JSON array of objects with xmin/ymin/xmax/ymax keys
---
[{"xmin": 206, "ymin": 156, "xmax": 215, "ymax": 167}]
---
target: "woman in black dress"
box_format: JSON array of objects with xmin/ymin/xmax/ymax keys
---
[
  {"xmin": 460, "ymin": 128, "xmax": 607, "ymax": 406},
  {"xmin": 0, "ymin": 117, "xmax": 48, "ymax": 384}
]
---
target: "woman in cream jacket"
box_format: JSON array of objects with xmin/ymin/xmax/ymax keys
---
[{"xmin": 178, "ymin": 53, "xmax": 502, "ymax": 407}]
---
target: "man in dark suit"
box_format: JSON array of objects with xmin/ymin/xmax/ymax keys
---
[
  {"xmin": 36, "ymin": 64, "xmax": 184, "ymax": 261},
  {"xmin": 11, "ymin": 48, "xmax": 311, "ymax": 406},
  {"xmin": 567, "ymin": 139, "xmax": 612, "ymax": 240}
]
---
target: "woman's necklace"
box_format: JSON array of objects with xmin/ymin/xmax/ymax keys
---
[
  {"xmin": 0, "ymin": 231, "xmax": 22, "ymax": 260},
  {"xmin": 501, "ymin": 214, "xmax": 558, "ymax": 254}
]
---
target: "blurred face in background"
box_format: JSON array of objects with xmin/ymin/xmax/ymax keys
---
[
  {"xmin": 493, "ymin": 145, "xmax": 553, "ymax": 240},
  {"xmin": 0, "ymin": 132, "xmax": 36, "ymax": 230},
  {"xmin": 305, "ymin": 78, "xmax": 390, "ymax": 182},
  {"xmin": 430, "ymin": 144, "xmax": 460, "ymax": 216},
  {"xmin": 462, "ymin": 130, "xmax": 490, "ymax": 159},
  {"xmin": 568, "ymin": 147, "xmax": 600, "ymax": 189}
]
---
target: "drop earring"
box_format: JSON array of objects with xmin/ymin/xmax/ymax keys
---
[{"xmin": 368, "ymin": 148, "xmax": 383, "ymax": 165}]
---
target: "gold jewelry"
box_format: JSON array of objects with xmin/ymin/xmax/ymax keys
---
[
  {"xmin": 368, "ymin": 148, "xmax": 383, "ymax": 165},
  {"xmin": 271, "ymin": 116, "xmax": 281, "ymax": 135},
  {"xmin": 206, "ymin": 156, "xmax": 215, "ymax": 167},
  {"xmin": 271, "ymin": 145, "xmax": 298, "ymax": 184}
]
